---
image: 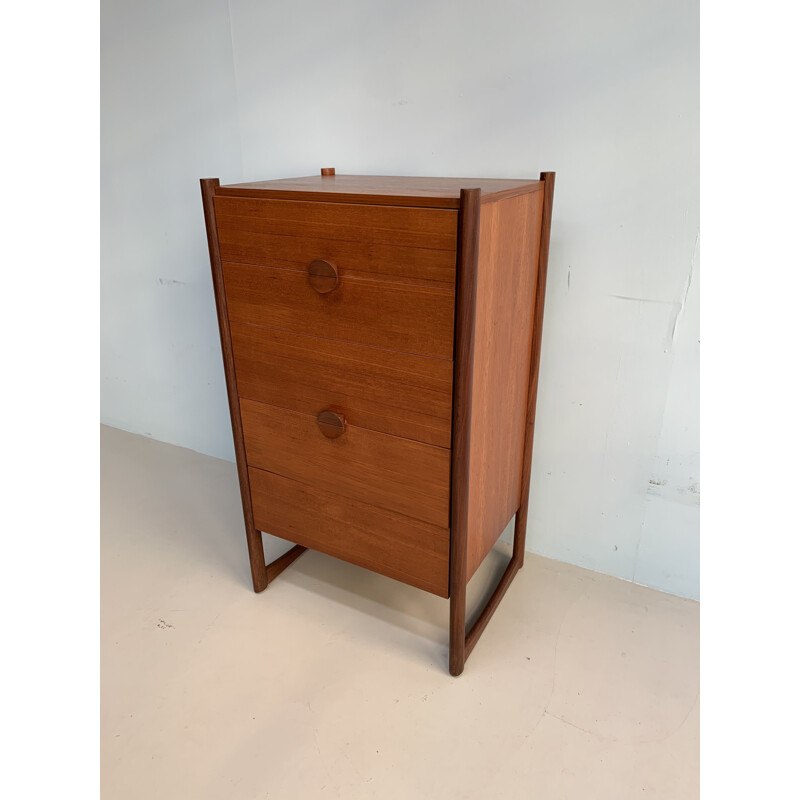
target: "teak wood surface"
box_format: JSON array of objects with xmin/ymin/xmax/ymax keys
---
[
  {"xmin": 230, "ymin": 322, "xmax": 453, "ymax": 447},
  {"xmin": 215, "ymin": 196, "xmax": 457, "ymax": 286},
  {"xmin": 200, "ymin": 178, "xmax": 268, "ymax": 592},
  {"xmin": 451, "ymin": 172, "xmax": 555, "ymax": 674},
  {"xmin": 216, "ymin": 174, "xmax": 543, "ymax": 208},
  {"xmin": 465, "ymin": 189, "xmax": 544, "ymax": 580},
  {"xmin": 239, "ymin": 398, "xmax": 451, "ymax": 528},
  {"xmin": 448, "ymin": 188, "xmax": 482, "ymax": 675},
  {"xmin": 222, "ymin": 261, "xmax": 455, "ymax": 360},
  {"xmin": 249, "ymin": 467, "xmax": 450, "ymax": 596},
  {"xmin": 201, "ymin": 171, "xmax": 555, "ymax": 675}
]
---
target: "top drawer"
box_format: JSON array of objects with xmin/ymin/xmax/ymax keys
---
[{"xmin": 214, "ymin": 197, "xmax": 457, "ymax": 286}]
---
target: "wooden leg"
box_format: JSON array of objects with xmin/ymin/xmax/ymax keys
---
[
  {"xmin": 250, "ymin": 537, "xmax": 308, "ymax": 592},
  {"xmin": 448, "ymin": 188, "xmax": 481, "ymax": 676},
  {"xmin": 265, "ymin": 544, "xmax": 307, "ymax": 584},
  {"xmin": 202, "ymin": 178, "xmax": 280, "ymax": 595},
  {"xmin": 449, "ymin": 508, "xmax": 527, "ymax": 674},
  {"xmin": 245, "ymin": 521, "xmax": 269, "ymax": 593},
  {"xmin": 449, "ymin": 557, "xmax": 467, "ymax": 676}
]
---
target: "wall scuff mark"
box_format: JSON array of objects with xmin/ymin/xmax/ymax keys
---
[
  {"xmin": 612, "ymin": 295, "xmax": 678, "ymax": 306},
  {"xmin": 667, "ymin": 231, "xmax": 699, "ymax": 349}
]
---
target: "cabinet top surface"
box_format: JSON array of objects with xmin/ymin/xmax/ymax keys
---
[{"xmin": 216, "ymin": 174, "xmax": 542, "ymax": 208}]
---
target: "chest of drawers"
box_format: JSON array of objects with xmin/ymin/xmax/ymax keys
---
[{"xmin": 201, "ymin": 169, "xmax": 554, "ymax": 675}]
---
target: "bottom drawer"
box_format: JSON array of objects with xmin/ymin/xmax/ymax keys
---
[{"xmin": 249, "ymin": 467, "xmax": 450, "ymax": 597}]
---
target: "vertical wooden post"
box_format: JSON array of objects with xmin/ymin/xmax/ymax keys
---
[
  {"xmin": 513, "ymin": 171, "xmax": 556, "ymax": 564},
  {"xmin": 449, "ymin": 188, "xmax": 482, "ymax": 676},
  {"xmin": 200, "ymin": 178, "xmax": 268, "ymax": 592}
]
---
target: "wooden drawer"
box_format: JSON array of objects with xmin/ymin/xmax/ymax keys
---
[
  {"xmin": 240, "ymin": 398, "xmax": 451, "ymax": 528},
  {"xmin": 222, "ymin": 261, "xmax": 455, "ymax": 360},
  {"xmin": 230, "ymin": 322, "xmax": 453, "ymax": 447},
  {"xmin": 214, "ymin": 196, "xmax": 457, "ymax": 286},
  {"xmin": 249, "ymin": 467, "xmax": 450, "ymax": 597}
]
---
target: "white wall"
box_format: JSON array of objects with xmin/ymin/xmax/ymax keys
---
[
  {"xmin": 101, "ymin": 0, "xmax": 245, "ymax": 459},
  {"xmin": 101, "ymin": 0, "xmax": 699, "ymax": 598}
]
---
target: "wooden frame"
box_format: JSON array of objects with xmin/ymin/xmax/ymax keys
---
[
  {"xmin": 448, "ymin": 173, "xmax": 555, "ymax": 676},
  {"xmin": 201, "ymin": 171, "xmax": 555, "ymax": 674},
  {"xmin": 201, "ymin": 178, "xmax": 307, "ymax": 591}
]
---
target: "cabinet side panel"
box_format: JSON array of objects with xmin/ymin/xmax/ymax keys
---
[{"xmin": 466, "ymin": 190, "xmax": 544, "ymax": 579}]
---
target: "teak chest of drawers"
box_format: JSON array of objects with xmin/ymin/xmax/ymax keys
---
[{"xmin": 201, "ymin": 169, "xmax": 554, "ymax": 675}]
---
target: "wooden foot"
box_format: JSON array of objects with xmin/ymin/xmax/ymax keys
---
[
  {"xmin": 265, "ymin": 544, "xmax": 307, "ymax": 584},
  {"xmin": 449, "ymin": 510, "xmax": 526, "ymax": 675},
  {"xmin": 246, "ymin": 523, "xmax": 269, "ymax": 593},
  {"xmin": 449, "ymin": 567, "xmax": 467, "ymax": 676},
  {"xmin": 249, "ymin": 537, "xmax": 307, "ymax": 593}
]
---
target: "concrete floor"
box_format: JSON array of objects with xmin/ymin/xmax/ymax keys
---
[{"xmin": 101, "ymin": 425, "xmax": 699, "ymax": 799}]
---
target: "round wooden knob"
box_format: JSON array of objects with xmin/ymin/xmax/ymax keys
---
[
  {"xmin": 321, "ymin": 167, "xmax": 335, "ymax": 176},
  {"xmin": 307, "ymin": 259, "xmax": 339, "ymax": 294},
  {"xmin": 317, "ymin": 410, "xmax": 346, "ymax": 439}
]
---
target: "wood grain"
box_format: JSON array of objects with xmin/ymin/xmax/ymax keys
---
[
  {"xmin": 513, "ymin": 171, "xmax": 556, "ymax": 565},
  {"xmin": 465, "ymin": 189, "xmax": 544, "ymax": 580},
  {"xmin": 449, "ymin": 187, "xmax": 482, "ymax": 676},
  {"xmin": 230, "ymin": 322, "xmax": 452, "ymax": 447},
  {"xmin": 249, "ymin": 467, "xmax": 450, "ymax": 596},
  {"xmin": 464, "ymin": 172, "xmax": 555, "ymax": 665},
  {"xmin": 200, "ymin": 178, "xmax": 267, "ymax": 593},
  {"xmin": 481, "ymin": 181, "xmax": 545, "ymax": 205},
  {"xmin": 214, "ymin": 196, "xmax": 457, "ymax": 286},
  {"xmin": 240, "ymin": 398, "xmax": 451, "ymax": 528},
  {"xmin": 215, "ymin": 196, "xmax": 457, "ymax": 248},
  {"xmin": 222, "ymin": 261, "xmax": 455, "ymax": 360},
  {"xmin": 216, "ymin": 174, "xmax": 543, "ymax": 208}
]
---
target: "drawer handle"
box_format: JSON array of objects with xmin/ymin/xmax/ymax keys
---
[
  {"xmin": 317, "ymin": 409, "xmax": 346, "ymax": 439},
  {"xmin": 308, "ymin": 259, "xmax": 339, "ymax": 294}
]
